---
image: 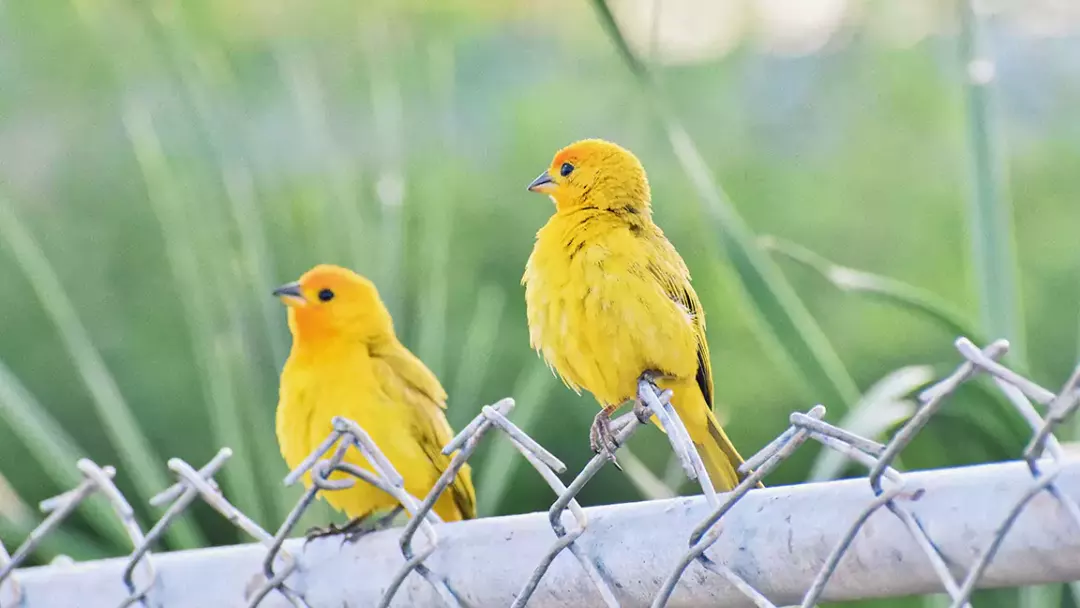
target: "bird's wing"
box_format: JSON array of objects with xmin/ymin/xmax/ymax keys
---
[
  {"xmin": 376, "ymin": 346, "xmax": 449, "ymax": 406},
  {"xmin": 645, "ymin": 236, "xmax": 714, "ymax": 408},
  {"xmin": 373, "ymin": 346, "xmax": 477, "ymax": 520}
]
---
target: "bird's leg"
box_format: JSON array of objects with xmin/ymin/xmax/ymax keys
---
[
  {"xmin": 303, "ymin": 506, "xmax": 404, "ymax": 545},
  {"xmin": 633, "ymin": 370, "xmax": 664, "ymax": 424},
  {"xmin": 342, "ymin": 505, "xmax": 404, "ymax": 544},
  {"xmin": 632, "ymin": 398, "xmax": 653, "ymax": 424},
  {"xmin": 304, "ymin": 521, "xmax": 348, "ymax": 544},
  {"xmin": 589, "ymin": 405, "xmax": 622, "ymax": 467}
]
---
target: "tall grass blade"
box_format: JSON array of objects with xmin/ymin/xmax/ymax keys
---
[
  {"xmin": 415, "ymin": 204, "xmax": 451, "ymax": 378},
  {"xmin": 123, "ymin": 103, "xmax": 265, "ymax": 532},
  {"xmin": 208, "ymin": 267, "xmax": 279, "ymax": 527},
  {"xmin": 277, "ymin": 51, "xmax": 365, "ymax": 270},
  {"xmin": 959, "ymin": 3, "xmax": 1040, "ymax": 600},
  {"xmin": 365, "ymin": 33, "xmax": 407, "ymax": 320},
  {"xmin": 0, "ymin": 477, "xmax": 106, "ymax": 564},
  {"xmin": 958, "ymin": 0, "xmax": 1025, "ymax": 366},
  {"xmin": 0, "ymin": 517, "xmax": 109, "ymax": 563},
  {"xmin": 0, "ymin": 470, "xmax": 32, "ymax": 526},
  {"xmin": 1020, "ymin": 586, "xmax": 1063, "ymax": 608},
  {"xmin": 618, "ymin": 448, "xmax": 676, "ymax": 501},
  {"xmin": 661, "ymin": 452, "xmax": 688, "ymax": 493},
  {"xmin": 763, "ymin": 239, "xmax": 1030, "ymax": 472},
  {"xmin": 475, "ymin": 364, "xmax": 557, "ymax": 516},
  {"xmin": 0, "ymin": 200, "xmax": 203, "ymax": 549},
  {"xmin": 809, "ymin": 366, "xmax": 932, "ymax": 482},
  {"xmin": 0, "ymin": 358, "xmax": 129, "ymax": 550},
  {"xmin": 220, "ymin": 163, "xmax": 288, "ymax": 366},
  {"xmin": 143, "ymin": 17, "xmax": 288, "ymax": 358},
  {"xmin": 1075, "ymin": 311, "xmax": 1080, "ymax": 444},
  {"xmin": 153, "ymin": 35, "xmax": 290, "ymax": 521},
  {"xmin": 142, "ymin": 9, "xmax": 288, "ymax": 369},
  {"xmin": 221, "ymin": 311, "xmax": 296, "ymax": 523},
  {"xmin": 761, "ymin": 236, "xmax": 981, "ymax": 342},
  {"xmin": 186, "ymin": 64, "xmax": 287, "ymax": 521},
  {"xmin": 587, "ymin": 0, "xmax": 859, "ymax": 409},
  {"xmin": 448, "ymin": 285, "xmax": 507, "ymax": 430},
  {"xmin": 68, "ymin": 0, "xmax": 273, "ymax": 526},
  {"xmin": 415, "ymin": 41, "xmax": 458, "ymax": 378}
]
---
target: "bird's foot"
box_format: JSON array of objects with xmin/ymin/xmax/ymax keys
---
[
  {"xmin": 589, "ymin": 409, "xmax": 622, "ymax": 469},
  {"xmin": 304, "ymin": 521, "xmax": 348, "ymax": 545},
  {"xmin": 638, "ymin": 369, "xmax": 663, "ymax": 385},
  {"xmin": 634, "ymin": 370, "xmax": 666, "ymax": 423},
  {"xmin": 304, "ymin": 506, "xmax": 403, "ymax": 546},
  {"xmin": 343, "ymin": 506, "xmax": 403, "ymax": 543},
  {"xmin": 632, "ymin": 397, "xmax": 653, "ymax": 424}
]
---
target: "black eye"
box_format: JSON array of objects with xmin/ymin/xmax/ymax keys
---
[
  {"xmin": 318, "ymin": 288, "xmax": 334, "ymax": 302},
  {"xmin": 560, "ymin": 162, "xmax": 574, "ymax": 177}
]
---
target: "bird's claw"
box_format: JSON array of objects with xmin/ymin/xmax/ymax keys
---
[
  {"xmin": 634, "ymin": 371, "xmax": 668, "ymax": 423},
  {"xmin": 639, "ymin": 369, "xmax": 663, "ymax": 384},
  {"xmin": 632, "ymin": 397, "xmax": 653, "ymax": 424},
  {"xmin": 341, "ymin": 519, "xmax": 378, "ymax": 545},
  {"xmin": 344, "ymin": 507, "xmax": 403, "ymax": 543},
  {"xmin": 304, "ymin": 522, "xmax": 347, "ymax": 545},
  {"xmin": 589, "ymin": 410, "xmax": 622, "ymax": 469},
  {"xmin": 303, "ymin": 507, "xmax": 402, "ymax": 546}
]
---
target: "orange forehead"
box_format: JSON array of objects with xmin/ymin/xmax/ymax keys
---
[
  {"xmin": 551, "ymin": 139, "xmax": 635, "ymax": 169},
  {"xmin": 552, "ymin": 147, "xmax": 578, "ymax": 167},
  {"xmin": 299, "ymin": 264, "xmax": 368, "ymax": 290}
]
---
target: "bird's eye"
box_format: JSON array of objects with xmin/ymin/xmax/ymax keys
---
[
  {"xmin": 560, "ymin": 162, "xmax": 574, "ymax": 177},
  {"xmin": 318, "ymin": 288, "xmax": 335, "ymax": 302}
]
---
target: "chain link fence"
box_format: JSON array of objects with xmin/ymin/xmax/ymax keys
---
[{"xmin": 1, "ymin": 336, "xmax": 1079, "ymax": 607}]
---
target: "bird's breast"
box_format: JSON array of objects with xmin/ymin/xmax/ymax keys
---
[
  {"xmin": 524, "ymin": 218, "xmax": 678, "ymax": 405},
  {"xmin": 276, "ymin": 348, "xmax": 443, "ymax": 511},
  {"xmin": 276, "ymin": 349, "xmax": 389, "ymax": 464}
]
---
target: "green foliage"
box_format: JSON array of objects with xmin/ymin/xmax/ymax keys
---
[
  {"xmin": 0, "ymin": 199, "xmax": 203, "ymax": 550},
  {"xmin": 957, "ymin": 0, "xmax": 1027, "ymax": 368},
  {"xmin": 761, "ymin": 236, "xmax": 979, "ymax": 343},
  {"xmin": 587, "ymin": 0, "xmax": 862, "ymax": 412},
  {"xmin": 1, "ymin": 2, "xmax": 1078, "ymax": 606},
  {"xmin": 0, "ymin": 357, "xmax": 129, "ymax": 552}
]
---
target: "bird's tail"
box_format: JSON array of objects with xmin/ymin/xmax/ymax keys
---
[{"xmin": 660, "ymin": 380, "xmax": 751, "ymax": 491}]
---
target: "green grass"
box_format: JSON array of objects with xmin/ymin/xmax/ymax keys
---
[
  {"xmin": 588, "ymin": 0, "xmax": 861, "ymax": 413},
  {"xmin": 0, "ymin": 3, "xmax": 1077, "ymax": 606},
  {"xmin": 761, "ymin": 236, "xmax": 980, "ymax": 342},
  {"xmin": 0, "ymin": 357, "xmax": 130, "ymax": 551},
  {"xmin": 958, "ymin": 0, "xmax": 1026, "ymax": 369},
  {"xmin": 475, "ymin": 364, "xmax": 559, "ymax": 517},
  {"xmin": 0, "ymin": 199, "xmax": 203, "ymax": 550}
]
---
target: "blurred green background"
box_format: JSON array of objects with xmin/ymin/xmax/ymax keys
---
[{"xmin": 1, "ymin": 0, "xmax": 1079, "ymax": 605}]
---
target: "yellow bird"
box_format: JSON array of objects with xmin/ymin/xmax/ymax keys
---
[
  {"xmin": 274, "ymin": 264, "xmax": 476, "ymax": 534},
  {"xmin": 523, "ymin": 139, "xmax": 751, "ymax": 490}
]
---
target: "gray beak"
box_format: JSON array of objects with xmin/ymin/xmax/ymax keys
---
[
  {"xmin": 272, "ymin": 281, "xmax": 304, "ymax": 301},
  {"xmin": 527, "ymin": 171, "xmax": 555, "ymax": 192}
]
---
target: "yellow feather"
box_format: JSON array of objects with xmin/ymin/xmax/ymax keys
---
[
  {"xmin": 523, "ymin": 139, "xmax": 750, "ymax": 490},
  {"xmin": 275, "ymin": 265, "xmax": 475, "ymax": 523}
]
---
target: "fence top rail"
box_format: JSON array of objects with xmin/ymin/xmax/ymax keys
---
[
  {"xmin": 8, "ymin": 458, "xmax": 1080, "ymax": 608},
  {"xmin": 3, "ymin": 337, "xmax": 1079, "ymax": 608}
]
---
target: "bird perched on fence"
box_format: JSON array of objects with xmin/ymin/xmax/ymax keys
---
[
  {"xmin": 274, "ymin": 264, "xmax": 475, "ymax": 537},
  {"xmin": 522, "ymin": 139, "xmax": 752, "ymax": 491}
]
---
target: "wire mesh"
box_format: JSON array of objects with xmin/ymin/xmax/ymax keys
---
[{"xmin": 1, "ymin": 336, "xmax": 1078, "ymax": 607}]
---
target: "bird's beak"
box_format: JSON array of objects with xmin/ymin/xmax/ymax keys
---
[
  {"xmin": 272, "ymin": 281, "xmax": 307, "ymax": 307},
  {"xmin": 526, "ymin": 170, "xmax": 555, "ymax": 194}
]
